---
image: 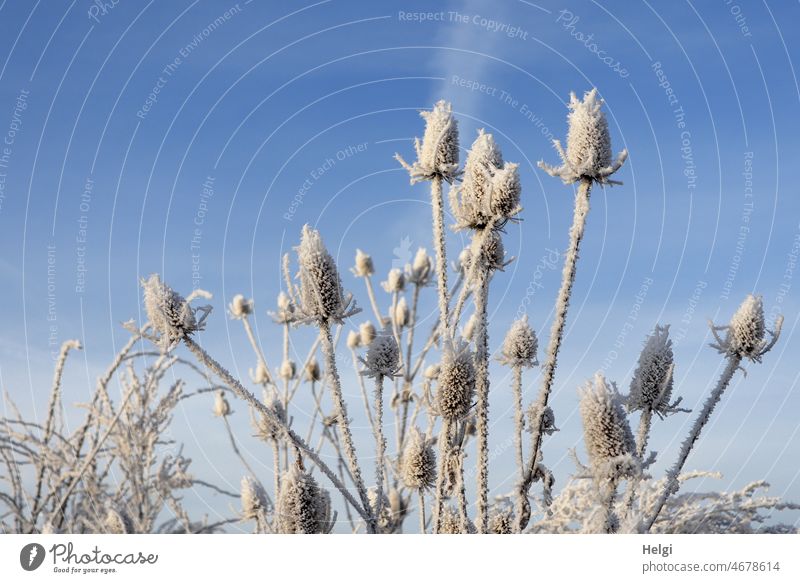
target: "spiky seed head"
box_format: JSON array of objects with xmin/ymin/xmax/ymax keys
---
[
  {"xmin": 382, "ymin": 268, "xmax": 406, "ymax": 293},
  {"xmin": 489, "ymin": 162, "xmax": 522, "ymax": 218},
  {"xmin": 279, "ymin": 359, "xmax": 297, "ymax": 381},
  {"xmin": 142, "ymin": 274, "xmax": 206, "ymax": 346},
  {"xmin": 359, "ymin": 321, "xmax": 377, "ymax": 346},
  {"xmin": 212, "ymin": 389, "xmax": 230, "ymax": 417},
  {"xmin": 437, "ymin": 339, "xmax": 476, "ymax": 420},
  {"xmin": 362, "ymin": 329, "xmax": 400, "ymax": 379},
  {"xmin": 400, "ymin": 427, "xmax": 436, "ymax": 490},
  {"xmin": 254, "ymin": 389, "xmax": 286, "ymax": 441},
  {"xmin": 304, "ymin": 358, "xmax": 322, "ymax": 383},
  {"xmin": 527, "ymin": 403, "xmax": 558, "ymax": 436},
  {"xmin": 276, "ymin": 463, "xmax": 333, "ymax": 534},
  {"xmin": 397, "ymin": 100, "xmax": 460, "ymax": 183},
  {"xmin": 352, "ymin": 248, "xmax": 374, "ymax": 277},
  {"xmin": 451, "ymin": 130, "xmax": 503, "ymax": 230},
  {"xmin": 229, "ymin": 294, "xmax": 253, "ymax": 318},
  {"xmin": 539, "ymin": 88, "xmax": 627, "ymax": 184},
  {"xmin": 628, "ymin": 325, "xmax": 675, "ymax": 414},
  {"xmin": 394, "ymin": 296, "xmax": 410, "ymax": 327},
  {"xmin": 483, "ymin": 230, "xmax": 507, "ymax": 272},
  {"xmin": 727, "ymin": 294, "xmax": 766, "ymax": 359},
  {"xmin": 439, "ymin": 506, "xmax": 474, "ymax": 534},
  {"xmin": 296, "ymin": 225, "xmax": 347, "ymax": 323},
  {"xmin": 406, "ymin": 247, "xmax": 433, "ymax": 286},
  {"xmin": 252, "ymin": 361, "xmax": 271, "ymax": 385},
  {"xmin": 488, "ymin": 507, "xmax": 514, "ymax": 534},
  {"xmin": 579, "ymin": 374, "xmax": 635, "ymax": 470},
  {"xmin": 423, "ymin": 363, "xmax": 441, "ymax": 380},
  {"xmin": 240, "ymin": 476, "xmax": 268, "ymax": 520},
  {"xmin": 457, "ymin": 247, "xmax": 473, "ymax": 274},
  {"xmin": 273, "ymin": 291, "xmax": 295, "ymax": 324},
  {"xmin": 500, "ymin": 315, "xmax": 538, "ymax": 368},
  {"xmin": 346, "ymin": 330, "xmax": 361, "ymax": 349},
  {"xmin": 104, "ymin": 507, "xmax": 134, "ymax": 534},
  {"xmin": 368, "ymin": 488, "xmax": 399, "ymax": 533}
]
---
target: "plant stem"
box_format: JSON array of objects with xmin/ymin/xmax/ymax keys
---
[
  {"xmin": 645, "ymin": 355, "xmax": 741, "ymax": 532},
  {"xmin": 418, "ymin": 490, "xmax": 426, "ymax": 534},
  {"xmin": 373, "ymin": 375, "xmax": 387, "ymax": 520},
  {"xmin": 432, "ymin": 418, "xmax": 451, "ymax": 532},
  {"xmin": 474, "ymin": 259, "xmax": 491, "ymax": 533},
  {"xmin": 621, "ymin": 409, "xmax": 652, "ymax": 519},
  {"xmin": 430, "ymin": 176, "xmax": 450, "ymax": 339},
  {"xmin": 364, "ymin": 275, "xmax": 386, "ymax": 327},
  {"xmin": 512, "ymin": 365, "xmax": 525, "ymax": 482},
  {"xmin": 518, "ymin": 178, "xmax": 592, "ymax": 531}
]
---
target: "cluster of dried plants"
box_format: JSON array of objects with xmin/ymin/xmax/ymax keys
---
[{"xmin": 2, "ymin": 90, "xmax": 796, "ymax": 534}]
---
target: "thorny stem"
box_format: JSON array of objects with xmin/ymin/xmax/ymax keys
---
[
  {"xmin": 373, "ymin": 375, "xmax": 387, "ymax": 519},
  {"xmin": 351, "ymin": 348, "xmax": 376, "ymax": 430},
  {"xmin": 317, "ymin": 322, "xmax": 377, "ymax": 533},
  {"xmin": 418, "ymin": 490, "xmax": 426, "ymax": 534},
  {"xmin": 432, "ymin": 418, "xmax": 451, "ymax": 532},
  {"xmin": 430, "ymin": 176, "xmax": 450, "ymax": 339},
  {"xmin": 645, "ymin": 355, "xmax": 742, "ymax": 532},
  {"xmin": 512, "ymin": 366, "xmax": 525, "ymax": 482},
  {"xmin": 182, "ymin": 336, "xmax": 373, "ymax": 529},
  {"xmin": 621, "ymin": 409, "xmax": 653, "ymax": 518},
  {"xmin": 271, "ymin": 441, "xmax": 281, "ymax": 512},
  {"xmin": 222, "ymin": 416, "xmax": 260, "ymax": 483},
  {"xmin": 364, "ymin": 275, "xmax": 386, "ymax": 327},
  {"xmin": 473, "ymin": 259, "xmax": 491, "ymax": 533},
  {"xmin": 518, "ymin": 178, "xmax": 592, "ymax": 532}
]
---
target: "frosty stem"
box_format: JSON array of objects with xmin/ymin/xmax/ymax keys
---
[
  {"xmin": 518, "ymin": 177, "xmax": 592, "ymax": 531},
  {"xmin": 512, "ymin": 365, "xmax": 525, "ymax": 481},
  {"xmin": 645, "ymin": 354, "xmax": 742, "ymax": 532},
  {"xmin": 473, "ymin": 256, "xmax": 491, "ymax": 533},
  {"xmin": 430, "ymin": 176, "xmax": 450, "ymax": 339},
  {"xmin": 373, "ymin": 374, "xmax": 387, "ymax": 519}
]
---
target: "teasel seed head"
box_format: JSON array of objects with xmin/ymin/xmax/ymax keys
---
[
  {"xmin": 104, "ymin": 507, "xmax": 135, "ymax": 534},
  {"xmin": 141, "ymin": 274, "xmax": 210, "ymax": 348},
  {"xmin": 394, "ymin": 296, "xmax": 410, "ymax": 328},
  {"xmin": 240, "ymin": 476, "xmax": 269, "ymax": 520},
  {"xmin": 436, "ymin": 339, "xmax": 476, "ymax": 420},
  {"xmin": 527, "ymin": 403, "xmax": 558, "ymax": 436},
  {"xmin": 709, "ymin": 294, "xmax": 783, "ymax": 363},
  {"xmin": 304, "ymin": 358, "xmax": 322, "ymax": 383},
  {"xmin": 382, "ymin": 268, "xmax": 406, "ymax": 293},
  {"xmin": 279, "ymin": 359, "xmax": 297, "ymax": 381},
  {"xmin": 395, "ymin": 100, "xmax": 460, "ymax": 183},
  {"xmin": 499, "ymin": 315, "xmax": 538, "ymax": 368},
  {"xmin": 406, "ymin": 247, "xmax": 433, "ymax": 286},
  {"xmin": 538, "ymin": 88, "xmax": 627, "ymax": 185},
  {"xmin": 488, "ymin": 506, "xmax": 514, "ymax": 534},
  {"xmin": 423, "ymin": 363, "xmax": 441, "ymax": 380},
  {"xmin": 251, "ymin": 361, "xmax": 271, "ymax": 385},
  {"xmin": 400, "ymin": 427, "xmax": 436, "ymax": 491},
  {"xmin": 359, "ymin": 321, "xmax": 377, "ymax": 346},
  {"xmin": 579, "ymin": 374, "xmax": 636, "ymax": 476},
  {"xmin": 254, "ymin": 388, "xmax": 286, "ymax": 441},
  {"xmin": 212, "ymin": 389, "xmax": 230, "ymax": 417},
  {"xmin": 229, "ymin": 294, "xmax": 253, "ymax": 319},
  {"xmin": 628, "ymin": 325, "xmax": 680, "ymax": 416},
  {"xmin": 351, "ymin": 248, "xmax": 374, "ymax": 277},
  {"xmin": 346, "ymin": 330, "xmax": 361, "ymax": 349},
  {"xmin": 276, "ymin": 463, "xmax": 334, "ymax": 534},
  {"xmin": 296, "ymin": 225, "xmax": 350, "ymax": 324},
  {"xmin": 361, "ymin": 328, "xmax": 401, "ymax": 379},
  {"xmin": 439, "ymin": 505, "xmax": 474, "ymax": 534}
]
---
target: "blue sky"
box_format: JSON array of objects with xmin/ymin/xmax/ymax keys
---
[{"xmin": 0, "ymin": 0, "xmax": 798, "ymax": 530}]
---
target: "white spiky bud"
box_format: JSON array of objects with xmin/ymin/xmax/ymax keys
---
[
  {"xmin": 304, "ymin": 358, "xmax": 321, "ymax": 382},
  {"xmin": 489, "ymin": 162, "xmax": 522, "ymax": 219},
  {"xmin": 437, "ymin": 340, "xmax": 476, "ymax": 420},
  {"xmin": 351, "ymin": 249, "xmax": 374, "ymax": 277},
  {"xmin": 296, "ymin": 225, "xmax": 347, "ymax": 323},
  {"xmin": 406, "ymin": 247, "xmax": 433, "ymax": 286},
  {"xmin": 727, "ymin": 294, "xmax": 765, "ymax": 359},
  {"xmin": 457, "ymin": 247, "xmax": 472, "ymax": 274},
  {"xmin": 394, "ymin": 296, "xmax": 410, "ymax": 328},
  {"xmin": 279, "ymin": 359, "xmax": 297, "ymax": 381},
  {"xmin": 382, "ymin": 268, "xmax": 406, "ymax": 293},
  {"xmin": 362, "ymin": 329, "xmax": 400, "ymax": 379},
  {"xmin": 240, "ymin": 476, "xmax": 269, "ymax": 520},
  {"xmin": 276, "ymin": 464, "xmax": 333, "ymax": 534},
  {"xmin": 462, "ymin": 313, "xmax": 478, "ymax": 342},
  {"xmin": 359, "ymin": 321, "xmax": 376, "ymax": 346},
  {"xmin": 229, "ymin": 294, "xmax": 253, "ymax": 319},
  {"xmin": 272, "ymin": 291, "xmax": 295, "ymax": 324},
  {"xmin": 488, "ymin": 507, "xmax": 514, "ymax": 534},
  {"xmin": 396, "ymin": 100, "xmax": 460, "ymax": 183},
  {"xmin": 450, "ymin": 130, "xmax": 502, "ymax": 230},
  {"xmin": 539, "ymin": 88, "xmax": 627, "ymax": 184},
  {"xmin": 104, "ymin": 507, "xmax": 134, "ymax": 534},
  {"xmin": 579, "ymin": 374, "xmax": 635, "ymax": 472},
  {"xmin": 439, "ymin": 505, "xmax": 474, "ymax": 533},
  {"xmin": 423, "ymin": 363, "xmax": 441, "ymax": 380},
  {"xmin": 628, "ymin": 325, "xmax": 675, "ymax": 415},
  {"xmin": 527, "ymin": 403, "xmax": 558, "ymax": 436},
  {"xmin": 141, "ymin": 274, "xmax": 208, "ymax": 347},
  {"xmin": 213, "ymin": 389, "xmax": 230, "ymax": 417},
  {"xmin": 400, "ymin": 428, "xmax": 436, "ymax": 490},
  {"xmin": 500, "ymin": 315, "xmax": 538, "ymax": 368},
  {"xmin": 346, "ymin": 330, "xmax": 361, "ymax": 349},
  {"xmin": 254, "ymin": 389, "xmax": 286, "ymax": 441},
  {"xmin": 252, "ymin": 361, "xmax": 271, "ymax": 385}
]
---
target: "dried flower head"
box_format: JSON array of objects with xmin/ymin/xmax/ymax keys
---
[
  {"xmin": 359, "ymin": 321, "xmax": 377, "ymax": 346},
  {"xmin": 104, "ymin": 507, "xmax": 134, "ymax": 534},
  {"xmin": 251, "ymin": 361, "xmax": 271, "ymax": 385},
  {"xmin": 437, "ymin": 339, "xmax": 476, "ymax": 420},
  {"xmin": 253, "ymin": 389, "xmax": 286, "ymax": 441},
  {"xmin": 482, "ymin": 229, "xmax": 509, "ymax": 272},
  {"xmin": 538, "ymin": 88, "xmax": 627, "ymax": 185},
  {"xmin": 499, "ymin": 315, "xmax": 538, "ymax": 368},
  {"xmin": 628, "ymin": 325, "xmax": 683, "ymax": 417},
  {"xmin": 406, "ymin": 247, "xmax": 433, "ymax": 286},
  {"xmin": 382, "ymin": 268, "xmax": 406, "ymax": 293},
  {"xmin": 346, "ymin": 330, "xmax": 361, "ymax": 349},
  {"xmin": 296, "ymin": 225, "xmax": 353, "ymax": 324},
  {"xmin": 351, "ymin": 249, "xmax": 374, "ymax": 277},
  {"xmin": 710, "ymin": 294, "xmax": 782, "ymax": 363},
  {"xmin": 240, "ymin": 476, "xmax": 269, "ymax": 520},
  {"xmin": 276, "ymin": 463, "xmax": 334, "ymax": 534},
  {"xmin": 395, "ymin": 100, "xmax": 460, "ymax": 183},
  {"xmin": 361, "ymin": 329, "xmax": 401, "ymax": 379},
  {"xmin": 488, "ymin": 506, "xmax": 514, "ymax": 534},
  {"xmin": 279, "ymin": 359, "xmax": 297, "ymax": 381},
  {"xmin": 141, "ymin": 274, "xmax": 210, "ymax": 348},
  {"xmin": 212, "ymin": 389, "xmax": 230, "ymax": 417},
  {"xmin": 423, "ymin": 363, "xmax": 441, "ymax": 380},
  {"xmin": 229, "ymin": 294, "xmax": 253, "ymax": 319},
  {"xmin": 579, "ymin": 374, "xmax": 636, "ymax": 473},
  {"xmin": 304, "ymin": 358, "xmax": 322, "ymax": 383},
  {"xmin": 462, "ymin": 313, "xmax": 478, "ymax": 342},
  {"xmin": 394, "ymin": 296, "xmax": 410, "ymax": 328},
  {"xmin": 527, "ymin": 403, "xmax": 558, "ymax": 436},
  {"xmin": 271, "ymin": 291, "xmax": 296, "ymax": 324},
  {"xmin": 400, "ymin": 428, "xmax": 436, "ymax": 490},
  {"xmin": 439, "ymin": 505, "xmax": 474, "ymax": 534}
]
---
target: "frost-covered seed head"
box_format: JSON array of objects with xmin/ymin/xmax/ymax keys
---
[
  {"xmin": 462, "ymin": 313, "xmax": 478, "ymax": 342},
  {"xmin": 276, "ymin": 464, "xmax": 333, "ymax": 534},
  {"xmin": 229, "ymin": 294, "xmax": 253, "ymax": 319},
  {"xmin": 359, "ymin": 321, "xmax": 376, "ymax": 346},
  {"xmin": 451, "ymin": 131, "xmax": 506, "ymax": 230},
  {"xmin": 352, "ymin": 249, "xmax": 374, "ymax": 277},
  {"xmin": 483, "ymin": 230, "xmax": 507, "ymax": 272},
  {"xmin": 628, "ymin": 325, "xmax": 674, "ymax": 414},
  {"xmin": 538, "ymin": 88, "xmax": 627, "ymax": 185},
  {"xmin": 382, "ymin": 268, "xmax": 406, "ymax": 293},
  {"xmin": 104, "ymin": 507, "xmax": 134, "ymax": 534},
  {"xmin": 437, "ymin": 340, "xmax": 476, "ymax": 420},
  {"xmin": 489, "ymin": 162, "xmax": 522, "ymax": 219},
  {"xmin": 279, "ymin": 359, "xmax": 297, "ymax": 381},
  {"xmin": 272, "ymin": 291, "xmax": 295, "ymax": 324},
  {"xmin": 406, "ymin": 247, "xmax": 433, "ymax": 286},
  {"xmin": 304, "ymin": 358, "xmax": 321, "ymax": 383},
  {"xmin": 346, "ymin": 330, "xmax": 361, "ymax": 349},
  {"xmin": 142, "ymin": 274, "xmax": 207, "ymax": 346},
  {"xmin": 579, "ymin": 374, "xmax": 635, "ymax": 471},
  {"xmin": 296, "ymin": 225, "xmax": 347, "ymax": 323},
  {"xmin": 252, "ymin": 361, "xmax": 271, "ymax": 385},
  {"xmin": 489, "ymin": 507, "xmax": 514, "ymax": 534},
  {"xmin": 396, "ymin": 100, "xmax": 460, "ymax": 183},
  {"xmin": 457, "ymin": 247, "xmax": 473, "ymax": 274},
  {"xmin": 213, "ymin": 389, "xmax": 230, "ymax": 417},
  {"xmin": 363, "ymin": 329, "xmax": 400, "ymax": 379},
  {"xmin": 728, "ymin": 294, "xmax": 766, "ymax": 359},
  {"xmin": 527, "ymin": 404, "xmax": 558, "ymax": 436},
  {"xmin": 423, "ymin": 363, "xmax": 440, "ymax": 380},
  {"xmin": 254, "ymin": 389, "xmax": 286, "ymax": 441},
  {"xmin": 439, "ymin": 506, "xmax": 473, "ymax": 534},
  {"xmin": 500, "ymin": 315, "xmax": 538, "ymax": 368},
  {"xmin": 394, "ymin": 296, "xmax": 410, "ymax": 328},
  {"xmin": 400, "ymin": 428, "xmax": 436, "ymax": 490},
  {"xmin": 240, "ymin": 476, "xmax": 268, "ymax": 520}
]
